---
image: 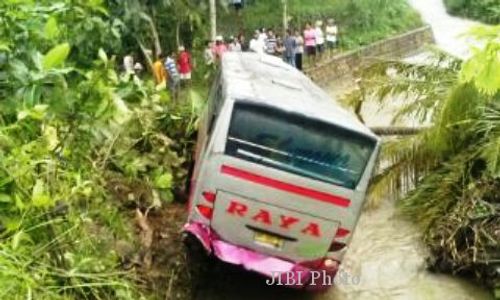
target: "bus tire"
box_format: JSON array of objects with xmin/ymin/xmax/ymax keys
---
[{"xmin": 183, "ymin": 233, "xmax": 212, "ymax": 291}]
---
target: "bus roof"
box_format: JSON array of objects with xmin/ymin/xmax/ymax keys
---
[{"xmin": 220, "ymin": 52, "xmax": 378, "ymax": 140}]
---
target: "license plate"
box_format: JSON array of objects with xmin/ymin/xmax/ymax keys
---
[{"xmin": 254, "ymin": 232, "xmax": 284, "ymax": 249}]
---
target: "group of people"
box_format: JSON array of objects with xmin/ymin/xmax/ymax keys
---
[
  {"xmin": 206, "ymin": 18, "xmax": 339, "ymax": 71},
  {"xmin": 203, "ymin": 34, "xmax": 248, "ymax": 68},
  {"xmin": 303, "ymin": 19, "xmax": 339, "ymax": 65},
  {"xmin": 122, "ymin": 18, "xmax": 339, "ymax": 100},
  {"xmin": 123, "ymin": 46, "xmax": 193, "ymax": 100},
  {"xmin": 152, "ymin": 46, "xmax": 193, "ymax": 100}
]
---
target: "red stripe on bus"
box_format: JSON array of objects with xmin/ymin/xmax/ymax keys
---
[{"xmin": 221, "ymin": 165, "xmax": 351, "ymax": 208}]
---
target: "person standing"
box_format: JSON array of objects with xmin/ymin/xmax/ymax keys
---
[
  {"xmin": 258, "ymin": 28, "xmax": 267, "ymax": 44},
  {"xmin": 249, "ymin": 30, "xmax": 265, "ymax": 54},
  {"xmin": 304, "ymin": 22, "xmax": 316, "ymax": 66},
  {"xmin": 265, "ymin": 29, "xmax": 277, "ymax": 55},
  {"xmin": 326, "ymin": 18, "xmax": 339, "ymax": 57},
  {"xmin": 164, "ymin": 51, "xmax": 180, "ymax": 100},
  {"xmin": 133, "ymin": 62, "xmax": 144, "ymax": 76},
  {"xmin": 315, "ymin": 20, "xmax": 325, "ymax": 61},
  {"xmin": 294, "ymin": 30, "xmax": 304, "ymax": 70},
  {"xmin": 204, "ymin": 41, "xmax": 215, "ymax": 66},
  {"xmin": 229, "ymin": 37, "xmax": 242, "ymax": 52},
  {"xmin": 232, "ymin": 0, "xmax": 243, "ymax": 11},
  {"xmin": 153, "ymin": 53, "xmax": 167, "ymax": 86},
  {"xmin": 275, "ymin": 36, "xmax": 285, "ymax": 58},
  {"xmin": 177, "ymin": 46, "xmax": 192, "ymax": 86},
  {"xmin": 238, "ymin": 33, "xmax": 248, "ymax": 51},
  {"xmin": 123, "ymin": 53, "xmax": 134, "ymax": 74},
  {"xmin": 214, "ymin": 36, "xmax": 228, "ymax": 61},
  {"xmin": 283, "ymin": 30, "xmax": 296, "ymax": 67}
]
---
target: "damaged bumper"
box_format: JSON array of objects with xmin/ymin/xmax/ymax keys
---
[{"xmin": 183, "ymin": 222, "xmax": 337, "ymax": 291}]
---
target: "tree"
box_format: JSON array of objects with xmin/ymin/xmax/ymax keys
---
[
  {"xmin": 210, "ymin": 0, "xmax": 216, "ymax": 40},
  {"xmin": 345, "ymin": 26, "xmax": 500, "ymax": 289}
]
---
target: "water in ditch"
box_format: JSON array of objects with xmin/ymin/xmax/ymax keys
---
[
  {"xmin": 193, "ymin": 1, "xmax": 493, "ymax": 299},
  {"xmin": 316, "ymin": 1, "xmax": 493, "ymax": 299}
]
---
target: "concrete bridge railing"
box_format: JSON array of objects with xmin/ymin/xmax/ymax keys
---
[{"xmin": 306, "ymin": 26, "xmax": 435, "ymax": 87}]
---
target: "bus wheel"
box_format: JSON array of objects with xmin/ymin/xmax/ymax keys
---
[{"xmin": 183, "ymin": 233, "xmax": 212, "ymax": 291}]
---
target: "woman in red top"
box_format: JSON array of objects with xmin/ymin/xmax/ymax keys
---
[{"xmin": 177, "ymin": 46, "xmax": 192, "ymax": 85}]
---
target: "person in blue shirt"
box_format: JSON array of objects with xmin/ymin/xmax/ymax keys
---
[{"xmin": 164, "ymin": 51, "xmax": 180, "ymax": 100}]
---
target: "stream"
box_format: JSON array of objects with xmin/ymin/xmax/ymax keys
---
[
  {"xmin": 193, "ymin": 1, "xmax": 493, "ymax": 299},
  {"xmin": 319, "ymin": 1, "xmax": 492, "ymax": 299}
]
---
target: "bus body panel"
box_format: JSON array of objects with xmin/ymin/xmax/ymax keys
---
[{"xmin": 184, "ymin": 52, "xmax": 381, "ymax": 289}]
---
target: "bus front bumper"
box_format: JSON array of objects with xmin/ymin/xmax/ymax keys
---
[{"xmin": 183, "ymin": 221, "xmax": 337, "ymax": 291}]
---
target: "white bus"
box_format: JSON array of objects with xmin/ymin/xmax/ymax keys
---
[{"xmin": 183, "ymin": 52, "xmax": 380, "ymax": 290}]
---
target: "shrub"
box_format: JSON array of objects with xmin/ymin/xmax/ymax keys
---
[{"xmin": 444, "ymin": 0, "xmax": 500, "ymax": 24}]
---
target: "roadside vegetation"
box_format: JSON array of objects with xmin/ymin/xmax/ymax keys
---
[
  {"xmin": 0, "ymin": 0, "xmax": 206, "ymax": 299},
  {"xmin": 345, "ymin": 25, "xmax": 500, "ymax": 297},
  {"xmin": 219, "ymin": 0, "xmax": 422, "ymax": 50},
  {"xmin": 1, "ymin": 0, "xmax": 497, "ymax": 299},
  {"xmin": 444, "ymin": 0, "xmax": 500, "ymax": 24}
]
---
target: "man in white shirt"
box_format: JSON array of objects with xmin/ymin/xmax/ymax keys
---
[
  {"xmin": 315, "ymin": 20, "xmax": 325, "ymax": 59},
  {"xmin": 249, "ymin": 31, "xmax": 265, "ymax": 54},
  {"xmin": 326, "ymin": 18, "xmax": 339, "ymax": 56},
  {"xmin": 123, "ymin": 54, "xmax": 134, "ymax": 74}
]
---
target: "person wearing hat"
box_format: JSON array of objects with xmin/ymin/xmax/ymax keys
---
[
  {"xmin": 177, "ymin": 45, "xmax": 192, "ymax": 86},
  {"xmin": 214, "ymin": 35, "xmax": 228, "ymax": 61},
  {"xmin": 326, "ymin": 18, "xmax": 339, "ymax": 57}
]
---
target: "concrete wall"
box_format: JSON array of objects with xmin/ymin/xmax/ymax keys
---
[{"xmin": 306, "ymin": 26, "xmax": 435, "ymax": 87}]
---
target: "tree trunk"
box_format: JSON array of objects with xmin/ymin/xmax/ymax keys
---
[
  {"xmin": 140, "ymin": 12, "xmax": 161, "ymax": 57},
  {"xmin": 210, "ymin": 0, "xmax": 216, "ymax": 41},
  {"xmin": 370, "ymin": 127, "xmax": 426, "ymax": 136},
  {"xmin": 137, "ymin": 38, "xmax": 153, "ymax": 72},
  {"xmin": 282, "ymin": 0, "xmax": 288, "ymax": 35}
]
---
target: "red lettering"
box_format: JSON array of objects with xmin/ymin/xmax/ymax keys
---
[
  {"xmin": 226, "ymin": 201, "xmax": 248, "ymax": 217},
  {"xmin": 301, "ymin": 223, "xmax": 321, "ymax": 237},
  {"xmin": 252, "ymin": 209, "xmax": 272, "ymax": 225},
  {"xmin": 279, "ymin": 215, "xmax": 299, "ymax": 229}
]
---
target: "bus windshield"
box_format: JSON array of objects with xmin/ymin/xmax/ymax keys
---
[{"xmin": 225, "ymin": 102, "xmax": 376, "ymax": 189}]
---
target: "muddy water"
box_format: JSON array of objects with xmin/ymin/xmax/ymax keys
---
[
  {"xmin": 407, "ymin": 0, "xmax": 482, "ymax": 59},
  {"xmin": 193, "ymin": 2, "xmax": 494, "ymax": 299},
  {"xmin": 317, "ymin": 1, "xmax": 493, "ymax": 299},
  {"xmin": 314, "ymin": 200, "xmax": 492, "ymax": 300}
]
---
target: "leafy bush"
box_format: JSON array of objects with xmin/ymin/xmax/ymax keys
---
[
  {"xmin": 444, "ymin": 0, "xmax": 500, "ymax": 24},
  {"xmin": 0, "ymin": 1, "xmax": 204, "ymax": 298}
]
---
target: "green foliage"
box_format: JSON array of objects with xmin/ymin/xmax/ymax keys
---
[
  {"xmin": 219, "ymin": 0, "xmax": 422, "ymax": 50},
  {"xmin": 42, "ymin": 43, "xmax": 71, "ymax": 70},
  {"xmin": 460, "ymin": 26, "xmax": 500, "ymax": 96},
  {"xmin": 0, "ymin": 1, "xmax": 207, "ymax": 299},
  {"xmin": 106, "ymin": 0, "xmax": 211, "ymax": 58},
  {"xmin": 345, "ymin": 26, "xmax": 500, "ymax": 289},
  {"xmin": 444, "ymin": 0, "xmax": 500, "ymax": 24}
]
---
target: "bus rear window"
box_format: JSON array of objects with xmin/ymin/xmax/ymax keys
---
[{"xmin": 225, "ymin": 103, "xmax": 376, "ymax": 189}]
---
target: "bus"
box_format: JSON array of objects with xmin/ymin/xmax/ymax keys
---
[{"xmin": 183, "ymin": 52, "xmax": 380, "ymax": 290}]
